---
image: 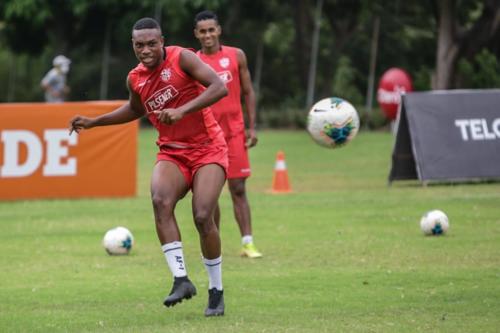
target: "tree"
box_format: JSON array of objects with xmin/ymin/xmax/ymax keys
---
[
  {"xmin": 0, "ymin": 0, "xmax": 497, "ymax": 109},
  {"xmin": 434, "ymin": 0, "xmax": 500, "ymax": 89}
]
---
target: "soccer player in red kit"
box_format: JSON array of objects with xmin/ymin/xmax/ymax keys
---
[
  {"xmin": 194, "ymin": 10, "xmax": 263, "ymax": 259},
  {"xmin": 69, "ymin": 17, "xmax": 226, "ymax": 317}
]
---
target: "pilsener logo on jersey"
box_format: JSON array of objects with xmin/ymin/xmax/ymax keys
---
[
  {"xmin": 145, "ymin": 86, "xmax": 179, "ymax": 112},
  {"xmin": 217, "ymin": 70, "xmax": 233, "ymax": 84}
]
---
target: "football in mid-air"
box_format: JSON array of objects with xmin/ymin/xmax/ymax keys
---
[
  {"xmin": 420, "ymin": 210, "xmax": 449, "ymax": 236},
  {"xmin": 103, "ymin": 226, "xmax": 134, "ymax": 255},
  {"xmin": 307, "ymin": 97, "xmax": 360, "ymax": 148}
]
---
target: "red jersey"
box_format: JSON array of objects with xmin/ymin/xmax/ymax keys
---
[
  {"xmin": 128, "ymin": 46, "xmax": 224, "ymax": 148},
  {"xmin": 197, "ymin": 46, "xmax": 244, "ymax": 138}
]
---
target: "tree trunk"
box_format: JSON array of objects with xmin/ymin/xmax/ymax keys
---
[
  {"xmin": 100, "ymin": 22, "xmax": 111, "ymax": 100},
  {"xmin": 365, "ymin": 16, "xmax": 380, "ymax": 123},
  {"xmin": 253, "ymin": 36, "xmax": 264, "ymax": 110},
  {"xmin": 224, "ymin": 2, "xmax": 241, "ymax": 35},
  {"xmin": 154, "ymin": 2, "xmax": 163, "ymax": 24},
  {"xmin": 293, "ymin": 0, "xmax": 313, "ymax": 89},
  {"xmin": 7, "ymin": 53, "xmax": 16, "ymax": 102},
  {"xmin": 306, "ymin": 0, "xmax": 323, "ymax": 108},
  {"xmin": 434, "ymin": 0, "xmax": 459, "ymax": 89}
]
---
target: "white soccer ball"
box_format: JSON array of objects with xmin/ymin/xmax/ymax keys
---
[
  {"xmin": 103, "ymin": 226, "xmax": 134, "ymax": 255},
  {"xmin": 420, "ymin": 210, "xmax": 449, "ymax": 236},
  {"xmin": 307, "ymin": 97, "xmax": 360, "ymax": 148}
]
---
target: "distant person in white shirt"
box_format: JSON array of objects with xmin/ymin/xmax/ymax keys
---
[{"xmin": 41, "ymin": 55, "xmax": 71, "ymax": 103}]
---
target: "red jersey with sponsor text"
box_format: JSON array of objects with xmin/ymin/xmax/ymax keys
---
[
  {"xmin": 197, "ymin": 46, "xmax": 243, "ymax": 138},
  {"xmin": 128, "ymin": 46, "xmax": 224, "ymax": 148}
]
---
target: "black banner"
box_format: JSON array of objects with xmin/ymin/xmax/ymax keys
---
[{"xmin": 389, "ymin": 90, "xmax": 500, "ymax": 184}]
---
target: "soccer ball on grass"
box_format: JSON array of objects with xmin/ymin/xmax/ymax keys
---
[
  {"xmin": 420, "ymin": 210, "xmax": 449, "ymax": 236},
  {"xmin": 103, "ymin": 226, "xmax": 134, "ymax": 255},
  {"xmin": 307, "ymin": 97, "xmax": 360, "ymax": 148}
]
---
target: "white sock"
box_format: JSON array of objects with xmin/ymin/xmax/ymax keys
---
[
  {"xmin": 242, "ymin": 235, "xmax": 253, "ymax": 245},
  {"xmin": 203, "ymin": 256, "xmax": 223, "ymax": 290},
  {"xmin": 161, "ymin": 241, "xmax": 187, "ymax": 278}
]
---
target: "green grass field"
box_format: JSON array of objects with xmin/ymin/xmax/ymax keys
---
[{"xmin": 1, "ymin": 128, "xmax": 499, "ymax": 332}]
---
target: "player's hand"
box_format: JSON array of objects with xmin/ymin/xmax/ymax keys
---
[
  {"xmin": 246, "ymin": 128, "xmax": 258, "ymax": 148},
  {"xmin": 69, "ymin": 116, "xmax": 93, "ymax": 135},
  {"xmin": 153, "ymin": 108, "xmax": 184, "ymax": 125}
]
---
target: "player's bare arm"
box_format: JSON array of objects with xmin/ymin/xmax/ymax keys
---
[
  {"xmin": 69, "ymin": 77, "xmax": 145, "ymax": 134},
  {"xmin": 181, "ymin": 49, "xmax": 227, "ymax": 108},
  {"xmin": 237, "ymin": 48, "xmax": 258, "ymax": 148},
  {"xmin": 154, "ymin": 49, "xmax": 227, "ymax": 125}
]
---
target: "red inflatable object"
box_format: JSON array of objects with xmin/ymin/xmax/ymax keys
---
[{"xmin": 377, "ymin": 68, "xmax": 413, "ymax": 120}]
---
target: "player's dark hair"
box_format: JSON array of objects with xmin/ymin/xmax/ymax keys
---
[
  {"xmin": 132, "ymin": 17, "xmax": 161, "ymax": 33},
  {"xmin": 194, "ymin": 10, "xmax": 219, "ymax": 27}
]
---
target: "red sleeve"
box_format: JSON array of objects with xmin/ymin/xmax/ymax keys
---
[{"xmin": 127, "ymin": 70, "xmax": 139, "ymax": 93}]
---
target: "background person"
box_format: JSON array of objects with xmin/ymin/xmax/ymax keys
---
[
  {"xmin": 69, "ymin": 17, "xmax": 227, "ymax": 317},
  {"xmin": 41, "ymin": 55, "xmax": 71, "ymax": 103},
  {"xmin": 194, "ymin": 10, "xmax": 262, "ymax": 259}
]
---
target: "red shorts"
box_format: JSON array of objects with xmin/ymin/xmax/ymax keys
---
[
  {"xmin": 225, "ymin": 132, "xmax": 251, "ymax": 179},
  {"xmin": 156, "ymin": 142, "xmax": 228, "ymax": 188}
]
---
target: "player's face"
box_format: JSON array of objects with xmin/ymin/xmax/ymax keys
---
[
  {"xmin": 132, "ymin": 28, "xmax": 164, "ymax": 68},
  {"xmin": 194, "ymin": 19, "xmax": 221, "ymax": 50}
]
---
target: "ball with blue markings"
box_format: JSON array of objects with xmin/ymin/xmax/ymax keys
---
[
  {"xmin": 420, "ymin": 210, "xmax": 449, "ymax": 236},
  {"xmin": 103, "ymin": 226, "xmax": 134, "ymax": 255},
  {"xmin": 307, "ymin": 97, "xmax": 360, "ymax": 149}
]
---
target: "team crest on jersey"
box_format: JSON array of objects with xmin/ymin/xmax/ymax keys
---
[
  {"xmin": 219, "ymin": 57, "xmax": 230, "ymax": 68},
  {"xmin": 145, "ymin": 85, "xmax": 179, "ymax": 112},
  {"xmin": 160, "ymin": 68, "xmax": 171, "ymax": 82},
  {"xmin": 217, "ymin": 70, "xmax": 233, "ymax": 84}
]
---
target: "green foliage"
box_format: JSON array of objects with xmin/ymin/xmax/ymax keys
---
[
  {"xmin": 332, "ymin": 56, "xmax": 364, "ymax": 105},
  {"xmin": 457, "ymin": 49, "xmax": 500, "ymax": 88},
  {"xmin": 0, "ymin": 0, "xmax": 498, "ymax": 111},
  {"xmin": 258, "ymin": 107, "xmax": 307, "ymax": 129},
  {"xmin": 257, "ymin": 104, "xmax": 389, "ymax": 131},
  {"xmin": 3, "ymin": 0, "xmax": 52, "ymax": 24},
  {"xmin": 263, "ymin": 21, "xmax": 294, "ymax": 54},
  {"xmin": 0, "ymin": 50, "xmax": 10, "ymax": 100},
  {"xmin": 357, "ymin": 105, "xmax": 390, "ymax": 130},
  {"xmin": 2, "ymin": 0, "xmax": 50, "ymax": 54},
  {"xmin": 413, "ymin": 66, "xmax": 433, "ymax": 91},
  {"xmin": 0, "ymin": 49, "xmax": 48, "ymax": 101}
]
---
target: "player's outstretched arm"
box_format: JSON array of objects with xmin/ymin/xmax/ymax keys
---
[
  {"xmin": 69, "ymin": 77, "xmax": 145, "ymax": 134},
  {"xmin": 237, "ymin": 48, "xmax": 258, "ymax": 148}
]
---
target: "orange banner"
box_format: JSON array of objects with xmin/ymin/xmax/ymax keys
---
[{"xmin": 0, "ymin": 101, "xmax": 137, "ymax": 200}]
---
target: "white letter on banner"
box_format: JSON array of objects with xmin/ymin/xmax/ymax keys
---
[
  {"xmin": 492, "ymin": 118, "xmax": 500, "ymax": 138},
  {"xmin": 0, "ymin": 130, "xmax": 42, "ymax": 177},
  {"xmin": 481, "ymin": 119, "xmax": 496, "ymax": 140},
  {"xmin": 454, "ymin": 119, "xmax": 470, "ymax": 141},
  {"xmin": 469, "ymin": 119, "xmax": 483, "ymax": 140},
  {"xmin": 43, "ymin": 129, "xmax": 78, "ymax": 176}
]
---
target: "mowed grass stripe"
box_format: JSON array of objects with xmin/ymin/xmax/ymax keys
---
[{"xmin": 0, "ymin": 128, "xmax": 499, "ymax": 332}]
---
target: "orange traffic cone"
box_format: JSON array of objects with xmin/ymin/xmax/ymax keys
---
[{"xmin": 270, "ymin": 151, "xmax": 292, "ymax": 193}]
